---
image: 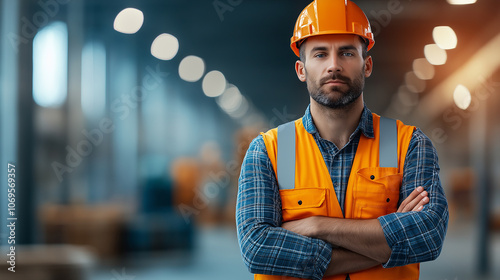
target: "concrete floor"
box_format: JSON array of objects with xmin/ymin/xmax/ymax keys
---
[{"xmin": 92, "ymin": 222, "xmax": 500, "ymax": 280}]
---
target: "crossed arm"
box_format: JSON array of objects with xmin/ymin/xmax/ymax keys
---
[
  {"xmin": 237, "ymin": 132, "xmax": 448, "ymax": 280},
  {"xmin": 282, "ymin": 187, "xmax": 429, "ymax": 276}
]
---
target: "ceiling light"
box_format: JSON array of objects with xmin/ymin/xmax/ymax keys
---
[
  {"xmin": 113, "ymin": 8, "xmax": 144, "ymax": 34},
  {"xmin": 217, "ymin": 85, "xmax": 243, "ymax": 114},
  {"xmin": 424, "ymin": 44, "xmax": 447, "ymax": 65},
  {"xmin": 433, "ymin": 26, "xmax": 458, "ymax": 50},
  {"xmin": 412, "ymin": 58, "xmax": 435, "ymax": 80},
  {"xmin": 447, "ymin": 0, "xmax": 477, "ymax": 5},
  {"xmin": 151, "ymin": 33, "xmax": 179, "ymax": 60},
  {"xmin": 453, "ymin": 84, "xmax": 471, "ymax": 110},
  {"xmin": 179, "ymin": 56, "xmax": 205, "ymax": 82},
  {"xmin": 202, "ymin": 71, "xmax": 226, "ymax": 97}
]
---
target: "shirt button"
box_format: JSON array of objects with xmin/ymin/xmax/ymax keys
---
[
  {"xmin": 386, "ymin": 198, "xmax": 390, "ymax": 202},
  {"xmin": 370, "ymin": 175, "xmax": 375, "ymax": 180},
  {"xmin": 298, "ymin": 200, "xmax": 303, "ymax": 205}
]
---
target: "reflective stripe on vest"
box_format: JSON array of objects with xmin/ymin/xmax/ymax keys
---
[
  {"xmin": 277, "ymin": 121, "xmax": 296, "ymax": 190},
  {"xmin": 379, "ymin": 117, "xmax": 398, "ymax": 168},
  {"xmin": 276, "ymin": 117, "xmax": 398, "ymax": 190}
]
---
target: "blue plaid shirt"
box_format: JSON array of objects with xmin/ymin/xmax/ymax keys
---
[{"xmin": 236, "ymin": 105, "xmax": 449, "ymax": 280}]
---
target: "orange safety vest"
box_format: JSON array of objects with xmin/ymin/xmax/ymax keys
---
[{"xmin": 258, "ymin": 113, "xmax": 419, "ymax": 280}]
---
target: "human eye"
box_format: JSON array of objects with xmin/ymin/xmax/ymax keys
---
[
  {"xmin": 314, "ymin": 53, "xmax": 326, "ymax": 58},
  {"xmin": 341, "ymin": 52, "xmax": 354, "ymax": 57}
]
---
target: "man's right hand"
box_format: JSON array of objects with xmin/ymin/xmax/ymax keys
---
[{"xmin": 397, "ymin": 186, "xmax": 429, "ymax": 213}]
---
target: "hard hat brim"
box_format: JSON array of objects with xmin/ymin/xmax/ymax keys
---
[{"xmin": 290, "ymin": 32, "xmax": 375, "ymax": 57}]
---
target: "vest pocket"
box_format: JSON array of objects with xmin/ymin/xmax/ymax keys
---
[
  {"xmin": 352, "ymin": 167, "xmax": 402, "ymax": 219},
  {"xmin": 280, "ymin": 188, "xmax": 328, "ymax": 221}
]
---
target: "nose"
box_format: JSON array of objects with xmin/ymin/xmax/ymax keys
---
[{"xmin": 327, "ymin": 55, "xmax": 342, "ymax": 73}]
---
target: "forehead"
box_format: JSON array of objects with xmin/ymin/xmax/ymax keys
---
[{"xmin": 304, "ymin": 34, "xmax": 362, "ymax": 51}]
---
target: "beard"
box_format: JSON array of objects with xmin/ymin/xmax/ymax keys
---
[{"xmin": 306, "ymin": 67, "xmax": 365, "ymax": 109}]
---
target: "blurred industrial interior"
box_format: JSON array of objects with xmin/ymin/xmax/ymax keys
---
[{"xmin": 1, "ymin": 0, "xmax": 500, "ymax": 279}]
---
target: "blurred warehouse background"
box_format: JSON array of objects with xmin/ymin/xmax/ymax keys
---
[{"xmin": 0, "ymin": 0, "xmax": 500, "ymax": 279}]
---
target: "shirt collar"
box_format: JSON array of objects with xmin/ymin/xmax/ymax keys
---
[{"xmin": 302, "ymin": 104, "xmax": 374, "ymax": 139}]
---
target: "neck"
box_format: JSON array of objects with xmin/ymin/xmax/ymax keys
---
[{"xmin": 309, "ymin": 95, "xmax": 364, "ymax": 148}]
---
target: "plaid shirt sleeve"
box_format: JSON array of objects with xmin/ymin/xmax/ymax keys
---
[
  {"xmin": 378, "ymin": 128, "xmax": 449, "ymax": 268},
  {"xmin": 236, "ymin": 136, "xmax": 333, "ymax": 280}
]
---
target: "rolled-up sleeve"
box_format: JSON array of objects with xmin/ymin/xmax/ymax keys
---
[
  {"xmin": 378, "ymin": 128, "xmax": 449, "ymax": 267},
  {"xmin": 236, "ymin": 136, "xmax": 333, "ymax": 280}
]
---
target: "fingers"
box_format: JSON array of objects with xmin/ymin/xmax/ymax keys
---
[
  {"xmin": 398, "ymin": 186, "xmax": 423, "ymax": 212},
  {"xmin": 409, "ymin": 189, "xmax": 429, "ymax": 212},
  {"xmin": 413, "ymin": 195, "xmax": 429, "ymax": 212},
  {"xmin": 406, "ymin": 186, "xmax": 424, "ymax": 205},
  {"xmin": 397, "ymin": 186, "xmax": 429, "ymax": 213}
]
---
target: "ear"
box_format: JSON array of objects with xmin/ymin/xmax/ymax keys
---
[
  {"xmin": 364, "ymin": 56, "xmax": 373, "ymax": 78},
  {"xmin": 295, "ymin": 60, "xmax": 306, "ymax": 82}
]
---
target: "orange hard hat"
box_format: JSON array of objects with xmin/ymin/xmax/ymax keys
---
[{"xmin": 290, "ymin": 0, "xmax": 375, "ymax": 57}]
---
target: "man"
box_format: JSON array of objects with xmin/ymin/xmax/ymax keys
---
[{"xmin": 236, "ymin": 1, "xmax": 448, "ymax": 280}]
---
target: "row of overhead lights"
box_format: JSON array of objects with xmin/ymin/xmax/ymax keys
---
[
  {"xmin": 397, "ymin": 0, "xmax": 477, "ymax": 112},
  {"xmin": 114, "ymin": 2, "xmax": 477, "ymax": 120},
  {"xmin": 395, "ymin": 26, "xmax": 457, "ymax": 111},
  {"xmin": 113, "ymin": 8, "xmax": 250, "ymax": 120}
]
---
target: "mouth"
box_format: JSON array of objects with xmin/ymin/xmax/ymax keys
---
[{"xmin": 323, "ymin": 79, "xmax": 347, "ymax": 86}]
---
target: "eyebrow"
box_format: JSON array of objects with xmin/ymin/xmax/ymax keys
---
[
  {"xmin": 309, "ymin": 44, "xmax": 359, "ymax": 55},
  {"xmin": 338, "ymin": 45, "xmax": 358, "ymax": 52},
  {"xmin": 309, "ymin": 46, "xmax": 328, "ymax": 54}
]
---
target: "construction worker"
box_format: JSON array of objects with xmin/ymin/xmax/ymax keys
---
[{"xmin": 236, "ymin": 0, "xmax": 449, "ymax": 279}]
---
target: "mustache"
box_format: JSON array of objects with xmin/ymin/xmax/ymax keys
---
[{"xmin": 320, "ymin": 74, "xmax": 351, "ymax": 85}]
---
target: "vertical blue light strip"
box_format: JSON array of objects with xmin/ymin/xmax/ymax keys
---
[
  {"xmin": 32, "ymin": 21, "xmax": 68, "ymax": 108},
  {"xmin": 81, "ymin": 41, "xmax": 106, "ymax": 120},
  {"xmin": 109, "ymin": 48, "xmax": 138, "ymax": 200}
]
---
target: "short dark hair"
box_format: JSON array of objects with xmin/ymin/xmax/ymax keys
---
[
  {"xmin": 360, "ymin": 38, "xmax": 368, "ymax": 59},
  {"xmin": 298, "ymin": 36, "xmax": 368, "ymax": 63},
  {"xmin": 299, "ymin": 40, "xmax": 306, "ymax": 63}
]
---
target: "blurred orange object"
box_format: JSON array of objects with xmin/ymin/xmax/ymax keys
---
[{"xmin": 170, "ymin": 157, "xmax": 202, "ymax": 207}]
